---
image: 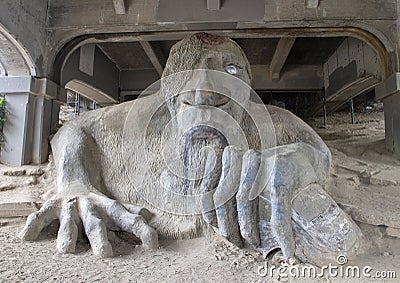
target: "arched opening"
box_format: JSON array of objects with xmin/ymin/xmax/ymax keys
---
[
  {"xmin": 59, "ymin": 80, "xmax": 115, "ymax": 124},
  {"xmin": 53, "ymin": 27, "xmax": 389, "ymax": 121},
  {"xmin": 60, "ymin": 44, "xmax": 120, "ymax": 105},
  {"xmin": 0, "ymin": 24, "xmax": 36, "ymax": 77},
  {"xmin": 65, "ymin": 79, "xmax": 118, "ymax": 106}
]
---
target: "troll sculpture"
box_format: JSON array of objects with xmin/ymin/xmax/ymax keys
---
[{"xmin": 19, "ymin": 33, "xmax": 362, "ymax": 265}]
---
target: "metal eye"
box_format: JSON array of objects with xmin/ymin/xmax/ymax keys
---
[{"xmin": 224, "ymin": 64, "xmax": 241, "ymax": 75}]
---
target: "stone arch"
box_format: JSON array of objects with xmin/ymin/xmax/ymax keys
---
[
  {"xmin": 0, "ymin": 24, "xmax": 36, "ymax": 76},
  {"xmin": 65, "ymin": 79, "xmax": 118, "ymax": 106}
]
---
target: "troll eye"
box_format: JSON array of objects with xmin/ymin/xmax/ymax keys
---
[{"xmin": 224, "ymin": 64, "xmax": 242, "ymax": 75}]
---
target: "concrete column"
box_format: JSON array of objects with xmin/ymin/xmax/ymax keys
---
[
  {"xmin": 381, "ymin": 93, "xmax": 400, "ymax": 153},
  {"xmin": 0, "ymin": 76, "xmax": 66, "ymax": 166},
  {"xmin": 375, "ymin": 73, "xmax": 400, "ymax": 154},
  {"xmin": 51, "ymin": 101, "xmax": 62, "ymax": 134}
]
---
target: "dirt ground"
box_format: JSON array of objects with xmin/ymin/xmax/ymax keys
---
[{"xmin": 0, "ymin": 108, "xmax": 399, "ymax": 282}]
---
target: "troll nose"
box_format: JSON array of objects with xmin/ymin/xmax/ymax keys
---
[
  {"xmin": 191, "ymin": 71, "xmax": 230, "ymax": 106},
  {"xmin": 193, "ymin": 88, "xmax": 229, "ymax": 106}
]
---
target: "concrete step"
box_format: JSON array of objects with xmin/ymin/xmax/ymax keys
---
[
  {"xmin": 0, "ymin": 186, "xmax": 41, "ymax": 218},
  {"xmin": 0, "ymin": 202, "xmax": 38, "ymax": 217},
  {"xmin": 327, "ymin": 184, "xmax": 400, "ymax": 229},
  {"xmin": 370, "ymin": 169, "xmax": 400, "ymax": 186}
]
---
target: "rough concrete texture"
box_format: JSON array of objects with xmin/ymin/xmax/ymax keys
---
[
  {"xmin": 0, "ymin": 0, "xmax": 49, "ymax": 76},
  {"xmin": 18, "ymin": 34, "xmax": 362, "ymax": 266},
  {"xmin": 1, "ymin": 108, "xmax": 399, "ymax": 282}
]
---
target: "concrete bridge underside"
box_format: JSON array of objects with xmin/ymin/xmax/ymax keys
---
[{"xmin": 0, "ymin": 0, "xmax": 400, "ymax": 165}]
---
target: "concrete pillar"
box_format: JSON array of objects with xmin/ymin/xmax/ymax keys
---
[
  {"xmin": 0, "ymin": 76, "xmax": 66, "ymax": 166},
  {"xmin": 375, "ymin": 73, "xmax": 400, "ymax": 154},
  {"xmin": 51, "ymin": 101, "xmax": 62, "ymax": 134}
]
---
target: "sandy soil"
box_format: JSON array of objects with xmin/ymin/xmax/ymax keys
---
[{"xmin": 0, "ymin": 109, "xmax": 399, "ymax": 282}]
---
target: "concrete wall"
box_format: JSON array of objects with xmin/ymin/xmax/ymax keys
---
[
  {"xmin": 0, "ymin": 0, "xmax": 398, "ymax": 78},
  {"xmin": 47, "ymin": 0, "xmax": 398, "ymax": 27},
  {"xmin": 323, "ymin": 37, "xmax": 381, "ymax": 97},
  {"xmin": 44, "ymin": 0, "xmax": 398, "ymax": 74},
  {"xmin": 311, "ymin": 37, "xmax": 383, "ymax": 116},
  {"xmin": 251, "ymin": 65, "xmax": 323, "ymax": 91},
  {"xmin": 0, "ymin": 0, "xmax": 49, "ymax": 76},
  {"xmin": 324, "ymin": 38, "xmax": 382, "ymax": 87},
  {"xmin": 61, "ymin": 45, "xmax": 120, "ymax": 102},
  {"xmin": 120, "ymin": 69, "xmax": 160, "ymax": 93}
]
